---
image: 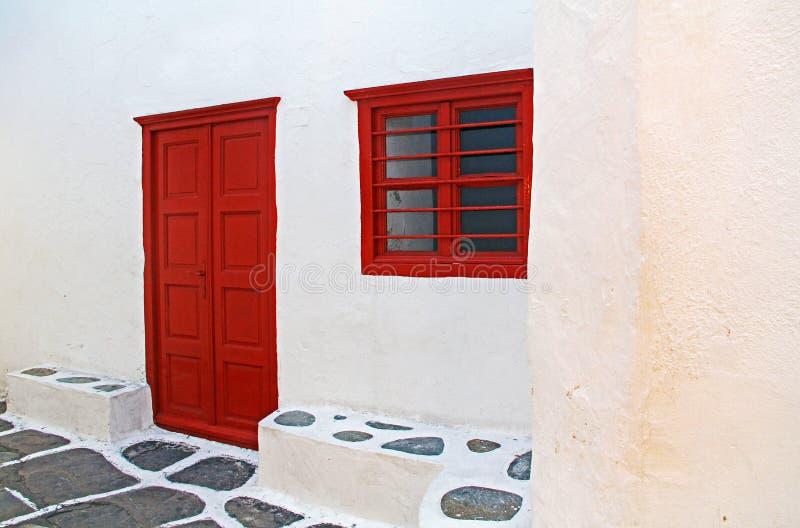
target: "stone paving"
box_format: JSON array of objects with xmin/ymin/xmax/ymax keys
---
[
  {"xmin": 0, "ymin": 401, "xmax": 532, "ymax": 527},
  {"xmin": 0, "ymin": 404, "xmax": 357, "ymax": 528}
]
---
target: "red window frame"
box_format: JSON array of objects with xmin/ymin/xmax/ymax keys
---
[{"xmin": 345, "ymin": 69, "xmax": 533, "ymax": 278}]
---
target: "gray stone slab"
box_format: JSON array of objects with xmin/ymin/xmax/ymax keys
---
[
  {"xmin": 56, "ymin": 376, "xmax": 99, "ymax": 384},
  {"xmin": 16, "ymin": 486, "xmax": 204, "ymax": 528},
  {"xmin": 467, "ymin": 439, "xmax": 501, "ymax": 453},
  {"xmin": 0, "ymin": 448, "xmax": 138, "ymax": 507},
  {"xmin": 171, "ymin": 520, "xmax": 222, "ymax": 528},
  {"xmin": 167, "ymin": 457, "xmax": 255, "ymax": 491},
  {"xmin": 94, "ymin": 384, "xmax": 125, "ymax": 392},
  {"xmin": 0, "ymin": 418, "xmax": 13, "ymax": 433},
  {"xmin": 332, "ymin": 430, "xmax": 373, "ymax": 442},
  {"xmin": 333, "ymin": 415, "xmax": 347, "ymax": 421},
  {"xmin": 122, "ymin": 440, "xmax": 198, "ymax": 471},
  {"xmin": 507, "ymin": 450, "xmax": 531, "ymax": 480},
  {"xmin": 225, "ymin": 497, "xmax": 304, "ymax": 528},
  {"xmin": 0, "ymin": 488, "xmax": 33, "ymax": 522},
  {"xmin": 381, "ymin": 437, "xmax": 444, "ymax": 456},
  {"xmin": 441, "ymin": 486, "xmax": 522, "ymax": 521},
  {"xmin": 273, "ymin": 411, "xmax": 315, "ymax": 427},
  {"xmin": 365, "ymin": 420, "xmax": 412, "ymax": 431},
  {"xmin": 21, "ymin": 368, "xmax": 57, "ymax": 377},
  {"xmin": 0, "ymin": 430, "xmax": 70, "ymax": 463}
]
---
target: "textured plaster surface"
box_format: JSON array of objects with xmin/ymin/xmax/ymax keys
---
[
  {"xmin": 528, "ymin": 0, "xmax": 641, "ymax": 526},
  {"xmin": 633, "ymin": 0, "xmax": 800, "ymax": 526},
  {"xmin": 529, "ymin": 0, "xmax": 800, "ymax": 526},
  {"xmin": 0, "ymin": 0, "xmax": 533, "ymax": 434}
]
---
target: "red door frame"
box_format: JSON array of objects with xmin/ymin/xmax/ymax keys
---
[{"xmin": 134, "ymin": 98, "xmax": 280, "ymax": 448}]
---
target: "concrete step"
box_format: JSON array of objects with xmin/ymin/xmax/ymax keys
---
[
  {"xmin": 258, "ymin": 407, "xmax": 531, "ymax": 528},
  {"xmin": 6, "ymin": 365, "xmax": 152, "ymax": 441}
]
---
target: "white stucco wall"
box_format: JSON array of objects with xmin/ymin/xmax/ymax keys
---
[
  {"xmin": 0, "ymin": 1, "xmax": 533, "ymax": 433},
  {"xmin": 530, "ymin": 0, "xmax": 800, "ymax": 526},
  {"xmin": 528, "ymin": 0, "xmax": 641, "ymax": 524}
]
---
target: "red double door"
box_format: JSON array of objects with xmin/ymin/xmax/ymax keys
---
[{"xmin": 141, "ymin": 104, "xmax": 278, "ymax": 449}]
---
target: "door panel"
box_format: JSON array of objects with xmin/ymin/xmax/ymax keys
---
[
  {"xmin": 211, "ymin": 118, "xmax": 277, "ymax": 430},
  {"xmin": 147, "ymin": 111, "xmax": 277, "ymax": 448},
  {"xmin": 154, "ymin": 126, "xmax": 213, "ymax": 422}
]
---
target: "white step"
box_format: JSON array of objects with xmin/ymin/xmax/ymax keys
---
[
  {"xmin": 258, "ymin": 407, "xmax": 531, "ymax": 528},
  {"xmin": 6, "ymin": 365, "xmax": 152, "ymax": 441}
]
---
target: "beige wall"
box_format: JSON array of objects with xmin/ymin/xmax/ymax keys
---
[
  {"xmin": 634, "ymin": 0, "xmax": 800, "ymax": 525},
  {"xmin": 531, "ymin": 0, "xmax": 800, "ymax": 526}
]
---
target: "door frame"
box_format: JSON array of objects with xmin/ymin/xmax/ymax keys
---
[{"xmin": 134, "ymin": 97, "xmax": 280, "ymax": 448}]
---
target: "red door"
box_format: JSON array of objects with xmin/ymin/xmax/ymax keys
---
[{"xmin": 137, "ymin": 99, "xmax": 279, "ymax": 449}]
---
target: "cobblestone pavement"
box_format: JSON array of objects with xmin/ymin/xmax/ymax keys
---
[{"xmin": 0, "ymin": 403, "xmax": 364, "ymax": 528}]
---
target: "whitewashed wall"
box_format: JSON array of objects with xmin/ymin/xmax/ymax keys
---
[
  {"xmin": 529, "ymin": 0, "xmax": 800, "ymax": 525},
  {"xmin": 0, "ymin": 1, "xmax": 533, "ymax": 433}
]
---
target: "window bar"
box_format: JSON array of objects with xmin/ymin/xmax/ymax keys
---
[
  {"xmin": 373, "ymin": 119, "xmax": 522, "ymax": 136},
  {"xmin": 374, "ymin": 205, "xmax": 522, "ymax": 213},
  {"xmin": 374, "ymin": 147, "xmax": 521, "ymax": 162},
  {"xmin": 372, "ymin": 175, "xmax": 524, "ymax": 187},
  {"xmin": 374, "ymin": 234, "xmax": 524, "ymax": 240}
]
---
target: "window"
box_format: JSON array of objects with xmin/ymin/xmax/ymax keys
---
[{"xmin": 345, "ymin": 69, "xmax": 533, "ymax": 278}]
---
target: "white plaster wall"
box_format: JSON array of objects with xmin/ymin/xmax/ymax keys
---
[
  {"xmin": 0, "ymin": 1, "xmax": 533, "ymax": 433},
  {"xmin": 528, "ymin": 0, "xmax": 641, "ymax": 525},
  {"xmin": 530, "ymin": 0, "xmax": 800, "ymax": 525}
]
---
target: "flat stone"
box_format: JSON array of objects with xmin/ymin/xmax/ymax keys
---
[
  {"xmin": 56, "ymin": 376, "xmax": 100, "ymax": 384},
  {"xmin": 332, "ymin": 430, "xmax": 373, "ymax": 442},
  {"xmin": 21, "ymin": 368, "xmax": 57, "ymax": 377},
  {"xmin": 441, "ymin": 486, "xmax": 523, "ymax": 521},
  {"xmin": 168, "ymin": 456, "xmax": 255, "ymax": 491},
  {"xmin": 19, "ymin": 486, "xmax": 204, "ymax": 528},
  {"xmin": 507, "ymin": 450, "xmax": 531, "ymax": 480},
  {"xmin": 467, "ymin": 439, "xmax": 502, "ymax": 453},
  {"xmin": 365, "ymin": 420, "xmax": 412, "ymax": 431},
  {"xmin": 0, "ymin": 419, "xmax": 12, "ymax": 432},
  {"xmin": 172, "ymin": 520, "xmax": 223, "ymax": 528},
  {"xmin": 0, "ymin": 429, "xmax": 70, "ymax": 463},
  {"xmin": 225, "ymin": 496, "xmax": 304, "ymax": 528},
  {"xmin": 0, "ymin": 488, "xmax": 33, "ymax": 522},
  {"xmin": 94, "ymin": 384, "xmax": 125, "ymax": 392},
  {"xmin": 0, "ymin": 448, "xmax": 138, "ymax": 507},
  {"xmin": 273, "ymin": 410, "xmax": 315, "ymax": 427},
  {"xmin": 381, "ymin": 437, "xmax": 444, "ymax": 456},
  {"xmin": 122, "ymin": 440, "xmax": 198, "ymax": 471},
  {"xmin": 333, "ymin": 415, "xmax": 347, "ymax": 421}
]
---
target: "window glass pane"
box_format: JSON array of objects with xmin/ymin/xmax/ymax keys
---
[
  {"xmin": 460, "ymin": 185, "xmax": 516, "ymax": 206},
  {"xmin": 386, "ymin": 114, "xmax": 436, "ymax": 130},
  {"xmin": 459, "ymin": 106, "xmax": 517, "ymax": 175},
  {"xmin": 386, "ymin": 188, "xmax": 438, "ymax": 252},
  {"xmin": 387, "ymin": 189, "xmax": 437, "ymax": 209},
  {"xmin": 387, "ymin": 212, "xmax": 437, "ymax": 252},
  {"xmin": 387, "ymin": 132, "xmax": 437, "ymax": 157},
  {"xmin": 385, "ymin": 114, "xmax": 437, "ymax": 179},
  {"xmin": 460, "ymin": 107, "xmax": 516, "ymax": 124},
  {"xmin": 460, "ymin": 186, "xmax": 517, "ymax": 252},
  {"xmin": 460, "ymin": 153, "xmax": 516, "ymax": 175},
  {"xmin": 460, "ymin": 236, "xmax": 517, "ymax": 252}
]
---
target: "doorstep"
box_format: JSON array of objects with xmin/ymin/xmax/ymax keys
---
[
  {"xmin": 6, "ymin": 366, "xmax": 152, "ymax": 442},
  {"xmin": 259, "ymin": 407, "xmax": 532, "ymax": 528}
]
